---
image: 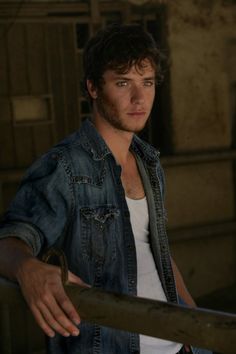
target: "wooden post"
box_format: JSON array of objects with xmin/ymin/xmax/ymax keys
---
[
  {"xmin": 0, "ymin": 305, "xmax": 12, "ymax": 354},
  {"xmin": 65, "ymin": 285, "xmax": 236, "ymax": 354},
  {"xmin": 0, "ymin": 278, "xmax": 236, "ymax": 353}
]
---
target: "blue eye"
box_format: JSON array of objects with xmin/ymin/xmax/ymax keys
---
[
  {"xmin": 144, "ymin": 81, "xmax": 154, "ymax": 86},
  {"xmin": 116, "ymin": 81, "xmax": 128, "ymax": 87}
]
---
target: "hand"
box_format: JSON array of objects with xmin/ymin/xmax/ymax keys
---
[
  {"xmin": 184, "ymin": 344, "xmax": 191, "ymax": 353},
  {"xmin": 16, "ymin": 257, "xmax": 88, "ymax": 338}
]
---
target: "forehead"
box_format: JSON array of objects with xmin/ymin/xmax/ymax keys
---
[{"xmin": 104, "ymin": 59, "xmax": 156, "ymax": 79}]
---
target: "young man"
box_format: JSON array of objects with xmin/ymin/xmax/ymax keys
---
[{"xmin": 0, "ymin": 24, "xmax": 210, "ymax": 354}]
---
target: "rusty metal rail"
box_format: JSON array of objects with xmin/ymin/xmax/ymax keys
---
[{"xmin": 0, "ymin": 277, "xmax": 236, "ymax": 353}]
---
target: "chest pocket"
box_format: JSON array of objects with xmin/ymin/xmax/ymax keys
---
[{"xmin": 80, "ymin": 205, "xmax": 119, "ymax": 263}]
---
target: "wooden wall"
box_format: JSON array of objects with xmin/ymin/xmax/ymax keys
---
[{"xmin": 0, "ymin": 1, "xmax": 165, "ymax": 213}]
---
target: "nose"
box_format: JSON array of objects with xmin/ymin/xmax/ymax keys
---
[{"xmin": 130, "ymin": 85, "xmax": 145, "ymax": 105}]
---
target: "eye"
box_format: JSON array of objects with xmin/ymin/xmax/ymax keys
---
[
  {"xmin": 116, "ymin": 81, "xmax": 128, "ymax": 87},
  {"xmin": 143, "ymin": 80, "xmax": 155, "ymax": 87}
]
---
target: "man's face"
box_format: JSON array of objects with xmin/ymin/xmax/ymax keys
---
[{"xmin": 93, "ymin": 59, "xmax": 156, "ymax": 134}]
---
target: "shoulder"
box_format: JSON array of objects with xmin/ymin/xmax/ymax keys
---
[{"xmin": 22, "ymin": 131, "xmax": 83, "ymax": 182}]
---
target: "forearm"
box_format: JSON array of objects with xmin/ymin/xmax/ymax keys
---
[
  {"xmin": 0, "ymin": 237, "xmax": 35, "ymax": 282},
  {"xmin": 171, "ymin": 258, "xmax": 196, "ymax": 307},
  {"xmin": 0, "ymin": 236, "xmax": 84, "ymax": 337}
]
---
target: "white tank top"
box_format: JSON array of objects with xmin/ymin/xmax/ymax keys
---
[{"xmin": 126, "ymin": 196, "xmax": 182, "ymax": 354}]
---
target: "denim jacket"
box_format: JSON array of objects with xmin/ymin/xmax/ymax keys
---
[{"xmin": 0, "ymin": 119, "xmax": 208, "ymax": 354}]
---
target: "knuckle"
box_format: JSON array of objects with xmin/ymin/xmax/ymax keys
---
[
  {"xmin": 34, "ymin": 299, "xmax": 42, "ymax": 308},
  {"xmin": 58, "ymin": 296, "xmax": 69, "ymax": 308},
  {"xmin": 39, "ymin": 321, "xmax": 54, "ymax": 337},
  {"xmin": 67, "ymin": 309, "xmax": 76, "ymax": 318},
  {"xmin": 49, "ymin": 320, "xmax": 58, "ymax": 330},
  {"xmin": 56, "ymin": 313, "xmax": 66, "ymax": 324},
  {"xmin": 41, "ymin": 323, "xmax": 50, "ymax": 332},
  {"xmin": 41, "ymin": 294, "xmax": 50, "ymax": 303}
]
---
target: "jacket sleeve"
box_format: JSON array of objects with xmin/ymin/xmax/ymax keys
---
[{"xmin": 0, "ymin": 150, "xmax": 73, "ymax": 256}]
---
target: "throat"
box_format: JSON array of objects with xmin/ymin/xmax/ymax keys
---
[{"xmin": 120, "ymin": 153, "xmax": 145, "ymax": 200}]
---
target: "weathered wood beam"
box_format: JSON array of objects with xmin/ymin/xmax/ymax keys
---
[
  {"xmin": 0, "ymin": 169, "xmax": 24, "ymax": 182},
  {"xmin": 168, "ymin": 220, "xmax": 236, "ymax": 242},
  {"xmin": 161, "ymin": 149, "xmax": 236, "ymax": 167},
  {"xmin": 0, "ymin": 278, "xmax": 235, "ymax": 353}
]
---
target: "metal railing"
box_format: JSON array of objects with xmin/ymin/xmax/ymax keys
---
[{"xmin": 0, "ymin": 277, "xmax": 236, "ymax": 354}]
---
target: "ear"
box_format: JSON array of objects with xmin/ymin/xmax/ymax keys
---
[{"xmin": 86, "ymin": 79, "xmax": 98, "ymax": 99}]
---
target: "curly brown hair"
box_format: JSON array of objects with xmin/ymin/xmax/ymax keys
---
[{"xmin": 82, "ymin": 23, "xmax": 164, "ymax": 102}]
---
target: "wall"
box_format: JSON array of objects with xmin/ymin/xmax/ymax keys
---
[{"xmin": 164, "ymin": 0, "xmax": 236, "ymax": 299}]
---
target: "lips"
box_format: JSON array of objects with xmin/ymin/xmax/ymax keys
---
[{"xmin": 127, "ymin": 111, "xmax": 146, "ymax": 115}]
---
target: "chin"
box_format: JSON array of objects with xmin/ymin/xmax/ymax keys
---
[{"xmin": 132, "ymin": 121, "xmax": 148, "ymax": 133}]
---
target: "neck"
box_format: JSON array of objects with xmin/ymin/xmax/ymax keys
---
[{"xmin": 92, "ymin": 116, "xmax": 134, "ymax": 166}]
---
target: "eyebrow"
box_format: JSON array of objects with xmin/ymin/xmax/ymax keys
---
[
  {"xmin": 143, "ymin": 77, "xmax": 156, "ymax": 81},
  {"xmin": 113, "ymin": 76, "xmax": 156, "ymax": 81}
]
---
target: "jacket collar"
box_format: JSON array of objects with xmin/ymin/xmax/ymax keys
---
[
  {"xmin": 79, "ymin": 119, "xmax": 111, "ymax": 160},
  {"xmin": 79, "ymin": 118, "xmax": 160, "ymax": 163},
  {"xmin": 131, "ymin": 134, "xmax": 160, "ymax": 164}
]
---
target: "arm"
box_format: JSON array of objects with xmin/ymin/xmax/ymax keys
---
[
  {"xmin": 171, "ymin": 257, "xmax": 196, "ymax": 307},
  {"xmin": 0, "ymin": 152, "xmax": 91, "ymax": 337},
  {"xmin": 171, "ymin": 258, "xmax": 196, "ymax": 352},
  {"xmin": 0, "ymin": 237, "xmax": 85, "ymax": 338}
]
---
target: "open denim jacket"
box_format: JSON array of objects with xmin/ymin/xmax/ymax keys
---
[{"xmin": 0, "ymin": 119, "xmax": 209, "ymax": 354}]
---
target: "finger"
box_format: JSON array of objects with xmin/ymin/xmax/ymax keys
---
[
  {"xmin": 42, "ymin": 294, "xmax": 80, "ymax": 336},
  {"xmin": 37, "ymin": 301, "xmax": 78, "ymax": 337},
  {"xmin": 31, "ymin": 304, "xmax": 55, "ymax": 338},
  {"xmin": 55, "ymin": 291, "xmax": 81, "ymax": 327}
]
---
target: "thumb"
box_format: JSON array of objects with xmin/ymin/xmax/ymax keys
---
[{"xmin": 68, "ymin": 271, "xmax": 91, "ymax": 288}]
